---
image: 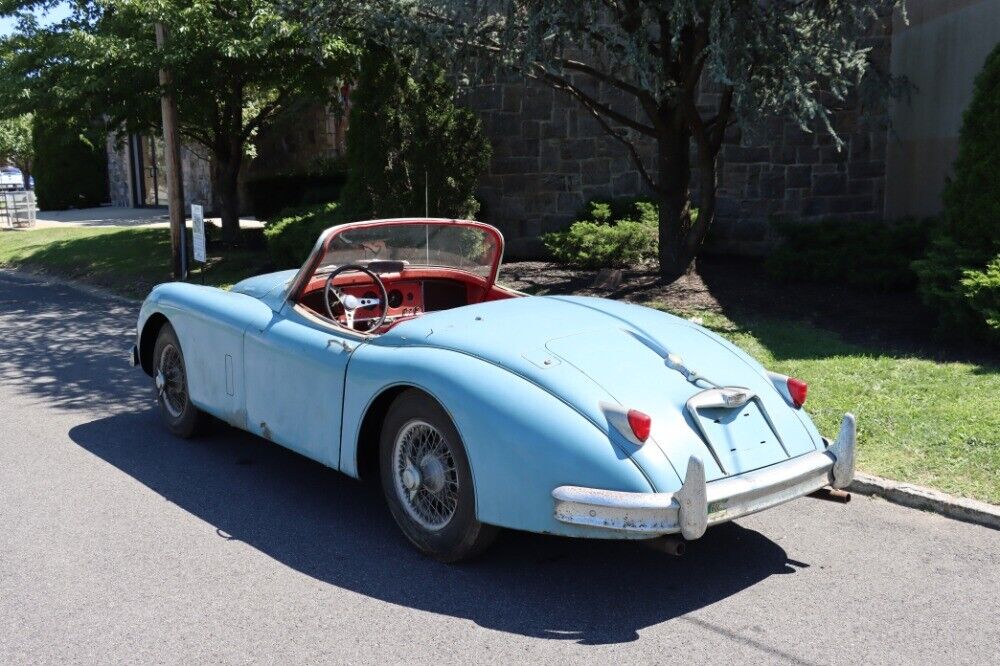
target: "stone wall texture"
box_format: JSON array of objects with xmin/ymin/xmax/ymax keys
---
[
  {"xmin": 466, "ymin": 79, "xmax": 888, "ymax": 257},
  {"xmin": 465, "ymin": 25, "xmax": 891, "ymax": 257},
  {"xmin": 106, "ymin": 133, "xmax": 214, "ymax": 212}
]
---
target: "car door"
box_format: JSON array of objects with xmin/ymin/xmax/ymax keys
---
[{"xmin": 243, "ymin": 302, "xmax": 358, "ymax": 467}]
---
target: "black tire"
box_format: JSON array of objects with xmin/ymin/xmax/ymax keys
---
[
  {"xmin": 152, "ymin": 322, "xmax": 208, "ymax": 438},
  {"xmin": 379, "ymin": 390, "xmax": 498, "ymax": 562}
]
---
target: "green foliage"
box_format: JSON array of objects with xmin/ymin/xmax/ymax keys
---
[
  {"xmin": 31, "ymin": 115, "xmax": 108, "ymax": 210},
  {"xmin": 0, "ymin": 0, "xmax": 357, "ymax": 236},
  {"xmin": 246, "ymin": 160, "xmax": 349, "ymax": 221},
  {"xmin": 543, "ymin": 199, "xmax": 663, "ymax": 269},
  {"xmin": 767, "ymin": 217, "xmax": 938, "ymax": 291},
  {"xmin": 263, "ymin": 202, "xmax": 345, "ymax": 267},
  {"xmin": 960, "ymin": 256, "xmax": 1000, "ymax": 335},
  {"xmin": 339, "ymin": 46, "xmax": 491, "ymax": 220},
  {"xmin": 915, "ymin": 43, "xmax": 1000, "ymax": 342},
  {"xmin": 0, "ymin": 113, "xmax": 33, "ymax": 181}
]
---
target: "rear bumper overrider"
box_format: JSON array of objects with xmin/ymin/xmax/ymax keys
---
[{"xmin": 552, "ymin": 413, "xmax": 856, "ymax": 540}]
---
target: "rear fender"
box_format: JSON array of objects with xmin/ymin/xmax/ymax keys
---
[{"xmin": 342, "ymin": 344, "xmax": 655, "ymax": 537}]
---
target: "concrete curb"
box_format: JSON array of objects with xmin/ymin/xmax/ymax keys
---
[
  {"xmin": 0, "ymin": 267, "xmax": 141, "ymax": 306},
  {"xmin": 849, "ymin": 473, "xmax": 1000, "ymax": 531}
]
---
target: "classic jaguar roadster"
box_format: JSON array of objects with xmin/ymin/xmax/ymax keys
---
[{"xmin": 131, "ymin": 217, "xmax": 855, "ymax": 561}]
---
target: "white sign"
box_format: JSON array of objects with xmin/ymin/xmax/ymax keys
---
[{"xmin": 191, "ymin": 204, "xmax": 207, "ymax": 263}]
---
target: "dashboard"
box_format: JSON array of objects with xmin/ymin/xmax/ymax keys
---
[{"xmin": 298, "ymin": 278, "xmax": 470, "ymax": 329}]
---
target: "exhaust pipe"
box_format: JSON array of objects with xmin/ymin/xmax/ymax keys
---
[
  {"xmin": 645, "ymin": 535, "xmax": 687, "ymax": 557},
  {"xmin": 809, "ymin": 487, "xmax": 852, "ymax": 503}
]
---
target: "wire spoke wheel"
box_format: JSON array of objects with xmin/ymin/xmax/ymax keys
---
[
  {"xmin": 156, "ymin": 343, "xmax": 188, "ymax": 418},
  {"xmin": 392, "ymin": 419, "xmax": 459, "ymax": 531}
]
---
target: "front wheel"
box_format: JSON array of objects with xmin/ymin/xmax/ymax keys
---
[
  {"xmin": 152, "ymin": 322, "xmax": 208, "ymax": 438},
  {"xmin": 379, "ymin": 390, "xmax": 498, "ymax": 562}
]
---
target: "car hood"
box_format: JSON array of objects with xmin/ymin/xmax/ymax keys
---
[
  {"xmin": 231, "ymin": 270, "xmax": 298, "ymax": 311},
  {"xmin": 380, "ymin": 296, "xmax": 820, "ymax": 489}
]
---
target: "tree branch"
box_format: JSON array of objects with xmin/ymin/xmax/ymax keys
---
[
  {"xmin": 527, "ymin": 64, "xmax": 657, "ymax": 137},
  {"xmin": 578, "ymin": 102, "xmax": 663, "ymax": 196}
]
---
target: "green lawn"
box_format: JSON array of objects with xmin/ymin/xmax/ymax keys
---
[
  {"xmin": 0, "ymin": 227, "xmax": 270, "ymax": 298},
  {"xmin": 658, "ymin": 309, "xmax": 1000, "ymax": 504},
  {"xmin": 2, "ymin": 227, "xmax": 998, "ymax": 503}
]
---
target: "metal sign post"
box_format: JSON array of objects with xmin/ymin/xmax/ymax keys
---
[{"xmin": 191, "ymin": 204, "xmax": 207, "ymax": 284}]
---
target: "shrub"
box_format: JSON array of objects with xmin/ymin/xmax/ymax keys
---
[
  {"xmin": 914, "ymin": 43, "xmax": 1000, "ymax": 341},
  {"xmin": 340, "ymin": 46, "xmax": 491, "ymax": 220},
  {"xmin": 246, "ymin": 160, "xmax": 348, "ymax": 222},
  {"xmin": 263, "ymin": 202, "xmax": 345, "ymax": 268},
  {"xmin": 542, "ymin": 199, "xmax": 662, "ymax": 269},
  {"xmin": 32, "ymin": 115, "xmax": 108, "ymax": 210},
  {"xmin": 960, "ymin": 255, "xmax": 1000, "ymax": 336},
  {"xmin": 767, "ymin": 217, "xmax": 937, "ymax": 290}
]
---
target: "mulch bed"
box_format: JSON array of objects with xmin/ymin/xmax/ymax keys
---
[{"xmin": 498, "ymin": 256, "xmax": 999, "ymax": 366}]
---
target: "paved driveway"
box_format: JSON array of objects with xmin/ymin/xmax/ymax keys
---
[{"xmin": 1, "ymin": 270, "xmax": 998, "ymax": 664}]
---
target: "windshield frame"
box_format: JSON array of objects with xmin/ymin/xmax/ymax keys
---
[{"xmin": 284, "ymin": 217, "xmax": 505, "ymax": 304}]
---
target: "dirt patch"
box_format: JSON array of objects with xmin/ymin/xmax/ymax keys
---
[{"xmin": 498, "ymin": 256, "xmax": 998, "ymax": 366}]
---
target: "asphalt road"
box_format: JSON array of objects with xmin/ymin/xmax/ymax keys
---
[{"xmin": 2, "ymin": 269, "xmax": 998, "ymax": 665}]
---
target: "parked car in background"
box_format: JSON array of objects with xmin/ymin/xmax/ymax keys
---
[
  {"xmin": 0, "ymin": 166, "xmax": 32, "ymax": 190},
  {"xmin": 131, "ymin": 218, "xmax": 856, "ymax": 561}
]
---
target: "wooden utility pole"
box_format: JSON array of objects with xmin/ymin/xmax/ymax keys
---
[{"xmin": 155, "ymin": 22, "xmax": 186, "ymax": 280}]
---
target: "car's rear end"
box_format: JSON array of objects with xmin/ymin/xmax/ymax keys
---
[{"xmin": 386, "ymin": 294, "xmax": 855, "ymax": 541}]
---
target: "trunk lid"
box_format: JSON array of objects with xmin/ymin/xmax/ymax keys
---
[{"xmin": 382, "ymin": 295, "xmax": 819, "ymax": 488}]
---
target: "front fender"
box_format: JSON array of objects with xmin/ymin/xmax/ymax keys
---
[
  {"xmin": 341, "ymin": 344, "xmax": 656, "ymax": 538},
  {"xmin": 136, "ymin": 282, "xmax": 275, "ymax": 427}
]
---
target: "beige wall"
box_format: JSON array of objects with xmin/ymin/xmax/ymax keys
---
[{"xmin": 886, "ymin": 0, "xmax": 1000, "ymax": 218}]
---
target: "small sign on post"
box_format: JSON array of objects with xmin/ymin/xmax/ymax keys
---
[{"xmin": 191, "ymin": 204, "xmax": 207, "ymax": 264}]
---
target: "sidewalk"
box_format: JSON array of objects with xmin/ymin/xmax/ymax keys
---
[{"xmin": 33, "ymin": 206, "xmax": 262, "ymax": 230}]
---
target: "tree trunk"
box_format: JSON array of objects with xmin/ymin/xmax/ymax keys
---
[
  {"xmin": 213, "ymin": 152, "xmax": 242, "ymax": 244},
  {"xmin": 16, "ymin": 160, "xmax": 31, "ymax": 189},
  {"xmin": 656, "ymin": 124, "xmax": 695, "ymax": 280}
]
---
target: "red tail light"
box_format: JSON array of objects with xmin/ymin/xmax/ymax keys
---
[
  {"xmin": 787, "ymin": 377, "xmax": 808, "ymax": 408},
  {"xmin": 627, "ymin": 409, "xmax": 652, "ymax": 442}
]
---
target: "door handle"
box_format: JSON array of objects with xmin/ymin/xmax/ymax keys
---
[{"xmin": 328, "ymin": 339, "xmax": 354, "ymax": 353}]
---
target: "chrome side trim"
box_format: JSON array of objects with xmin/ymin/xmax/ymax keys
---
[{"xmin": 552, "ymin": 413, "xmax": 857, "ymax": 539}]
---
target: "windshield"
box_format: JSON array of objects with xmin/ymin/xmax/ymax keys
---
[{"xmin": 318, "ymin": 221, "xmax": 501, "ymax": 279}]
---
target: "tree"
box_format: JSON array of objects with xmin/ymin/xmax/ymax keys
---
[
  {"xmin": 350, "ymin": 0, "xmax": 900, "ymax": 277},
  {"xmin": 32, "ymin": 113, "xmax": 108, "ymax": 209},
  {"xmin": 0, "ymin": 0, "xmax": 357, "ymax": 242},
  {"xmin": 340, "ymin": 46, "xmax": 491, "ymax": 220},
  {"xmin": 0, "ymin": 113, "xmax": 33, "ymax": 187},
  {"xmin": 914, "ymin": 43, "xmax": 1000, "ymax": 342}
]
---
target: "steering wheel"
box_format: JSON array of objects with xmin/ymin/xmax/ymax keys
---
[{"xmin": 324, "ymin": 264, "xmax": 389, "ymax": 333}]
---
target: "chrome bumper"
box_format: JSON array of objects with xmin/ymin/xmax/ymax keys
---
[{"xmin": 553, "ymin": 413, "xmax": 856, "ymax": 540}]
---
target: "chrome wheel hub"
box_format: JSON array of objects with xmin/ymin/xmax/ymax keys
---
[
  {"xmin": 156, "ymin": 344, "xmax": 187, "ymax": 419},
  {"xmin": 392, "ymin": 420, "xmax": 459, "ymax": 531},
  {"xmin": 401, "ymin": 460, "xmax": 421, "ymax": 491}
]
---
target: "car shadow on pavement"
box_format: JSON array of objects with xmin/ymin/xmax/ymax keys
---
[{"xmin": 71, "ymin": 411, "xmax": 803, "ymax": 646}]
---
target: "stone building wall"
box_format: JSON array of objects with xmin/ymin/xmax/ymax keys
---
[
  {"xmin": 105, "ymin": 132, "xmax": 214, "ymax": 212},
  {"xmin": 106, "ymin": 134, "xmax": 130, "ymax": 208},
  {"xmin": 465, "ymin": 25, "xmax": 891, "ymax": 257}
]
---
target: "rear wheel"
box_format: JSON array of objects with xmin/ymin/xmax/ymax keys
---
[
  {"xmin": 152, "ymin": 323, "xmax": 208, "ymax": 438},
  {"xmin": 379, "ymin": 390, "xmax": 498, "ymax": 562}
]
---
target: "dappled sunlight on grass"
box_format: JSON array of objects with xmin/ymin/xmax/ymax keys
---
[
  {"xmin": 656, "ymin": 304, "xmax": 1000, "ymax": 503},
  {"xmin": 0, "ymin": 227, "xmax": 270, "ymax": 298}
]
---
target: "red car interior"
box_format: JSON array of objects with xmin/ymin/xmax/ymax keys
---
[{"xmin": 297, "ymin": 267, "xmax": 520, "ymax": 333}]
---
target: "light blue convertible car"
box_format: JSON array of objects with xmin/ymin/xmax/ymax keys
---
[{"xmin": 131, "ymin": 218, "xmax": 855, "ymax": 561}]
